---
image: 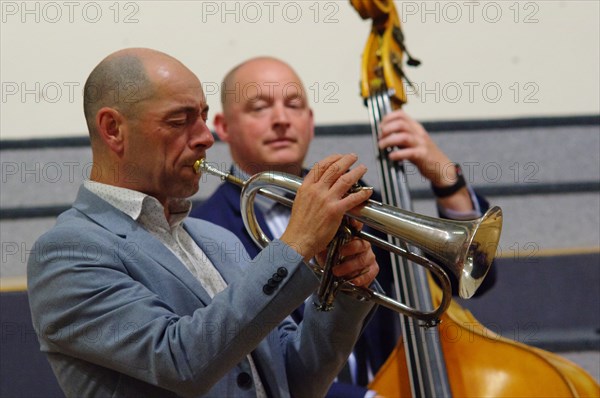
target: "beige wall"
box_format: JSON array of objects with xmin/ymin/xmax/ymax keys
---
[{"xmin": 1, "ymin": 0, "xmax": 599, "ymax": 139}]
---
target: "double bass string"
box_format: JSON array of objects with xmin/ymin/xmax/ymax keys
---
[{"xmin": 368, "ymin": 91, "xmax": 451, "ymax": 397}]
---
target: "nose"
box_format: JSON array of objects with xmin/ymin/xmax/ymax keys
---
[
  {"xmin": 272, "ymin": 103, "xmax": 290, "ymax": 132},
  {"xmin": 189, "ymin": 118, "xmax": 214, "ymax": 150}
]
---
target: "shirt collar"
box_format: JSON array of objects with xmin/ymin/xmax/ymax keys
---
[{"xmin": 83, "ymin": 180, "xmax": 192, "ymax": 228}]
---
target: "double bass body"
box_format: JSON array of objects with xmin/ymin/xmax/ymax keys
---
[{"xmin": 370, "ymin": 282, "xmax": 600, "ymax": 397}]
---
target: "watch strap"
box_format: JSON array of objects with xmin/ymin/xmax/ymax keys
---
[{"xmin": 431, "ymin": 163, "xmax": 466, "ymax": 198}]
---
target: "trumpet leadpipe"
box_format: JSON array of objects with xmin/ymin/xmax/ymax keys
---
[{"xmin": 195, "ymin": 159, "xmax": 294, "ymax": 207}]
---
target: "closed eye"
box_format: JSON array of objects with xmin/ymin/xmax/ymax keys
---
[
  {"xmin": 166, "ymin": 107, "xmax": 207, "ymax": 128},
  {"xmin": 248, "ymin": 100, "xmax": 269, "ymax": 112},
  {"xmin": 287, "ymin": 97, "xmax": 305, "ymax": 109},
  {"xmin": 167, "ymin": 118, "xmax": 187, "ymax": 127}
]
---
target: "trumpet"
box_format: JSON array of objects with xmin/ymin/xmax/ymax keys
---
[{"xmin": 195, "ymin": 159, "xmax": 503, "ymax": 326}]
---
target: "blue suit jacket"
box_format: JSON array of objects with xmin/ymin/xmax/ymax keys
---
[{"xmin": 27, "ymin": 186, "xmax": 376, "ymax": 398}]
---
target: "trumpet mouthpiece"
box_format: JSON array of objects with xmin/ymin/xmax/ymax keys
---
[
  {"xmin": 194, "ymin": 159, "xmax": 234, "ymax": 183},
  {"xmin": 193, "ymin": 159, "xmax": 203, "ymax": 174}
]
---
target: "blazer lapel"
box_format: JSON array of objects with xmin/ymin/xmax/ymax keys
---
[
  {"xmin": 183, "ymin": 219, "xmax": 244, "ymax": 285},
  {"xmin": 73, "ymin": 186, "xmax": 213, "ymax": 305},
  {"xmin": 127, "ymin": 226, "xmax": 214, "ymax": 304}
]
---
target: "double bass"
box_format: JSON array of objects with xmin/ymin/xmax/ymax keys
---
[{"xmin": 348, "ymin": 1, "xmax": 600, "ymax": 396}]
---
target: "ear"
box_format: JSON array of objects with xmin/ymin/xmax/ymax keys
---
[
  {"xmin": 213, "ymin": 112, "xmax": 229, "ymax": 142},
  {"xmin": 96, "ymin": 107, "xmax": 125, "ymax": 155}
]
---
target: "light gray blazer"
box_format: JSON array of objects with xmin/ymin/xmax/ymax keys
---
[{"xmin": 27, "ymin": 186, "xmax": 375, "ymax": 398}]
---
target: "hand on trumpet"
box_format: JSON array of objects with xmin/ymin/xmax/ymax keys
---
[
  {"xmin": 317, "ymin": 235, "xmax": 379, "ymax": 288},
  {"xmin": 280, "ymin": 153, "xmax": 378, "ymax": 286}
]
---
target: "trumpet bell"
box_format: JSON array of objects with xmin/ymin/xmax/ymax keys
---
[
  {"xmin": 457, "ymin": 206, "xmax": 502, "ymax": 298},
  {"xmin": 351, "ymin": 201, "xmax": 503, "ymax": 299}
]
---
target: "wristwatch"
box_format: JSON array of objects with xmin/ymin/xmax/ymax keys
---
[{"xmin": 431, "ymin": 163, "xmax": 466, "ymax": 198}]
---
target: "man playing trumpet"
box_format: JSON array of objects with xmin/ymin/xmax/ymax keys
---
[{"xmin": 27, "ymin": 48, "xmax": 380, "ymax": 398}]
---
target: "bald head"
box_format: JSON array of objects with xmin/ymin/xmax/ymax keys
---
[
  {"xmin": 83, "ymin": 48, "xmax": 187, "ymax": 141},
  {"xmin": 220, "ymin": 57, "xmax": 306, "ymax": 113},
  {"xmin": 82, "ymin": 48, "xmax": 211, "ymax": 201}
]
